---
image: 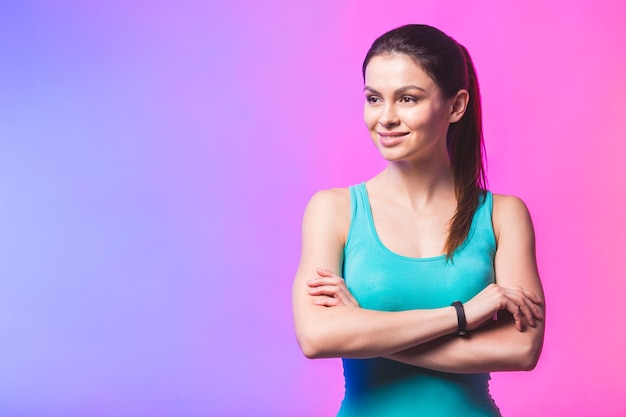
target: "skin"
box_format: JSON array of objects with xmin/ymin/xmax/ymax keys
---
[{"xmin": 292, "ymin": 53, "xmax": 545, "ymax": 373}]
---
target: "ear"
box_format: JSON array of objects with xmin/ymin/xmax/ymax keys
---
[{"xmin": 448, "ymin": 89, "xmax": 469, "ymax": 123}]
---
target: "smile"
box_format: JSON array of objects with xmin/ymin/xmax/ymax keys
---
[{"xmin": 377, "ymin": 132, "xmax": 408, "ymax": 147}]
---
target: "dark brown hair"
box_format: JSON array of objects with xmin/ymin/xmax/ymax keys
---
[{"xmin": 363, "ymin": 24, "xmax": 487, "ymax": 258}]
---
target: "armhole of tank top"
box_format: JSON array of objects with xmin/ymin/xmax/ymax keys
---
[
  {"xmin": 344, "ymin": 184, "xmax": 359, "ymax": 250},
  {"xmin": 485, "ymin": 191, "xmax": 497, "ymax": 251}
]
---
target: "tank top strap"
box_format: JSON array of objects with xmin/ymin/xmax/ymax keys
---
[
  {"xmin": 475, "ymin": 190, "xmax": 492, "ymax": 223},
  {"xmin": 346, "ymin": 182, "xmax": 370, "ymax": 248},
  {"xmin": 470, "ymin": 190, "xmax": 496, "ymax": 254}
]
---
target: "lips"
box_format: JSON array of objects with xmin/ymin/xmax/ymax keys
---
[{"xmin": 378, "ymin": 132, "xmax": 408, "ymax": 147}]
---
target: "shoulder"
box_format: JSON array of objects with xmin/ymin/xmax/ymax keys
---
[
  {"xmin": 302, "ymin": 187, "xmax": 352, "ymax": 241},
  {"xmin": 491, "ymin": 193, "xmax": 532, "ymax": 220},
  {"xmin": 306, "ymin": 187, "xmax": 351, "ymax": 212},
  {"xmin": 491, "ymin": 193, "xmax": 535, "ymax": 244}
]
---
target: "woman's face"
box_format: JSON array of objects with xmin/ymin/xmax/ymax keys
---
[{"xmin": 363, "ymin": 53, "xmax": 455, "ymax": 163}]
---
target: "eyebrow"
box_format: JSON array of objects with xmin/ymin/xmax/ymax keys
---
[{"xmin": 364, "ymin": 85, "xmax": 426, "ymax": 94}]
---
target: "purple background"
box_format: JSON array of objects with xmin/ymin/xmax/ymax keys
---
[{"xmin": 1, "ymin": 1, "xmax": 625, "ymax": 416}]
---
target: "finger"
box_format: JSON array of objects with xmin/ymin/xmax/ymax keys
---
[
  {"xmin": 316, "ymin": 268, "xmax": 337, "ymax": 278},
  {"xmin": 520, "ymin": 306, "xmax": 535, "ymax": 328},
  {"xmin": 504, "ymin": 290, "xmax": 539, "ymax": 326},
  {"xmin": 503, "ymin": 290, "xmax": 539, "ymax": 327},
  {"xmin": 525, "ymin": 295, "xmax": 544, "ymax": 320},
  {"xmin": 347, "ymin": 294, "xmax": 360, "ymax": 308},
  {"xmin": 522, "ymin": 288, "xmax": 543, "ymax": 305},
  {"xmin": 521, "ymin": 297, "xmax": 543, "ymax": 322},
  {"xmin": 308, "ymin": 276, "xmax": 344, "ymax": 287},
  {"xmin": 505, "ymin": 300, "xmax": 524, "ymax": 332},
  {"xmin": 513, "ymin": 298, "xmax": 535, "ymax": 327},
  {"xmin": 511, "ymin": 305, "xmax": 521, "ymax": 331},
  {"xmin": 310, "ymin": 286, "xmax": 356, "ymax": 307},
  {"xmin": 336, "ymin": 290, "xmax": 360, "ymax": 307},
  {"xmin": 308, "ymin": 285, "xmax": 341, "ymax": 297},
  {"xmin": 531, "ymin": 302, "xmax": 543, "ymax": 320},
  {"xmin": 311, "ymin": 285, "xmax": 355, "ymax": 307},
  {"xmin": 519, "ymin": 291, "xmax": 543, "ymax": 319},
  {"xmin": 313, "ymin": 296, "xmax": 340, "ymax": 307}
]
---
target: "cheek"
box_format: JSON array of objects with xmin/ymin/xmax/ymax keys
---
[
  {"xmin": 363, "ymin": 106, "xmax": 378, "ymax": 129},
  {"xmin": 398, "ymin": 110, "xmax": 422, "ymax": 128},
  {"xmin": 402, "ymin": 108, "xmax": 437, "ymax": 130}
]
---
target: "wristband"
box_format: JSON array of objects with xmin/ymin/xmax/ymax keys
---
[{"xmin": 451, "ymin": 301, "xmax": 467, "ymax": 336}]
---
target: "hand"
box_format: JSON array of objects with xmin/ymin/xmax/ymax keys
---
[
  {"xmin": 463, "ymin": 284, "xmax": 543, "ymax": 332},
  {"xmin": 307, "ymin": 268, "xmax": 360, "ymax": 308}
]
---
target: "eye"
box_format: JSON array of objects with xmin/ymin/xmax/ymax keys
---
[
  {"xmin": 366, "ymin": 95, "xmax": 381, "ymax": 104},
  {"xmin": 399, "ymin": 95, "xmax": 418, "ymax": 103}
]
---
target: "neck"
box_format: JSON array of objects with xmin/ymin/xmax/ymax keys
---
[{"xmin": 372, "ymin": 152, "xmax": 455, "ymax": 208}]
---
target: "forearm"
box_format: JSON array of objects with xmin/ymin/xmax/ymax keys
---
[
  {"xmin": 297, "ymin": 271, "xmax": 543, "ymax": 361},
  {"xmin": 295, "ymin": 304, "xmax": 459, "ymax": 359},
  {"xmin": 385, "ymin": 315, "xmax": 544, "ymax": 373}
]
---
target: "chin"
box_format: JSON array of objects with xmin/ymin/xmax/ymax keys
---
[{"xmin": 377, "ymin": 150, "xmax": 409, "ymax": 162}]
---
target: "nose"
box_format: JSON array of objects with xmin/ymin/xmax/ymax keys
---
[{"xmin": 379, "ymin": 103, "xmax": 400, "ymax": 128}]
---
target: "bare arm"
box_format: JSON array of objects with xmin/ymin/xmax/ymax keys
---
[
  {"xmin": 292, "ymin": 190, "xmax": 539, "ymax": 360},
  {"xmin": 293, "ymin": 189, "xmax": 462, "ymax": 359},
  {"xmin": 385, "ymin": 195, "xmax": 545, "ymax": 372}
]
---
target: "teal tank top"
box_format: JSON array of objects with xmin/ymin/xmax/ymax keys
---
[{"xmin": 338, "ymin": 182, "xmax": 501, "ymax": 417}]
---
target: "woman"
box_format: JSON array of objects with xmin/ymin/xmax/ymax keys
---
[{"xmin": 292, "ymin": 24, "xmax": 545, "ymax": 416}]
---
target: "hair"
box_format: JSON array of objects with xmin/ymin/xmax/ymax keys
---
[{"xmin": 362, "ymin": 24, "xmax": 487, "ymax": 259}]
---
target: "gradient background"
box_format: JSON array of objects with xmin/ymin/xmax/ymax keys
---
[{"xmin": 1, "ymin": 1, "xmax": 625, "ymax": 416}]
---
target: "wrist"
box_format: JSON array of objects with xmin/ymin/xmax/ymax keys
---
[{"xmin": 451, "ymin": 301, "xmax": 468, "ymax": 336}]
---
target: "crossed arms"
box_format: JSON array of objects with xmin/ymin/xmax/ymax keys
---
[{"xmin": 292, "ymin": 189, "xmax": 545, "ymax": 373}]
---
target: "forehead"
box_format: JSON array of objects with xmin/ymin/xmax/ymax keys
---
[{"xmin": 364, "ymin": 53, "xmax": 436, "ymax": 91}]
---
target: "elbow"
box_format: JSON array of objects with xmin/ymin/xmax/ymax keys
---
[
  {"xmin": 523, "ymin": 345, "xmax": 543, "ymax": 371},
  {"xmin": 293, "ymin": 311, "xmax": 341, "ymax": 359},
  {"xmin": 296, "ymin": 329, "xmax": 331, "ymax": 359},
  {"xmin": 296, "ymin": 325, "xmax": 352, "ymax": 359},
  {"xmin": 519, "ymin": 351, "xmax": 539, "ymax": 371},
  {"xmin": 518, "ymin": 336, "xmax": 544, "ymax": 371},
  {"xmin": 300, "ymin": 343, "xmax": 324, "ymax": 360},
  {"xmin": 298, "ymin": 336, "xmax": 322, "ymax": 359}
]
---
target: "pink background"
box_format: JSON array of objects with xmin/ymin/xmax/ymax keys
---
[{"xmin": 1, "ymin": 1, "xmax": 625, "ymax": 416}]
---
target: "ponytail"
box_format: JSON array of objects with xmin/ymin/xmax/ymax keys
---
[{"xmin": 443, "ymin": 44, "xmax": 487, "ymax": 259}]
